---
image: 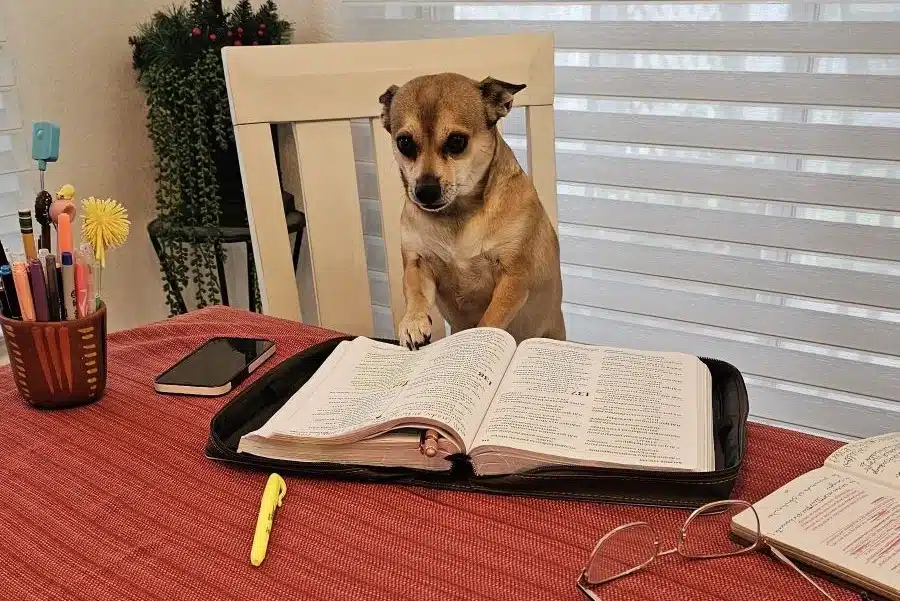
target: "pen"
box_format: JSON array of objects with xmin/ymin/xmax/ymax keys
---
[
  {"xmin": 0, "ymin": 280, "xmax": 9, "ymax": 318},
  {"xmin": 250, "ymin": 473, "xmax": 287, "ymax": 567},
  {"xmin": 421, "ymin": 429, "xmax": 440, "ymax": 457},
  {"xmin": 45, "ymin": 255, "xmax": 61, "ymax": 321},
  {"xmin": 57, "ymin": 212, "xmax": 73, "ymax": 256},
  {"xmin": 18, "ymin": 210, "xmax": 37, "ymax": 262},
  {"xmin": 75, "ymin": 262, "xmax": 88, "ymax": 318},
  {"xmin": 12, "ymin": 263, "xmax": 34, "ymax": 321},
  {"xmin": 56, "ymin": 264, "xmax": 64, "ymax": 317},
  {"xmin": 28, "ymin": 260, "xmax": 50, "ymax": 322},
  {"xmin": 0, "ymin": 264, "xmax": 20, "ymax": 319},
  {"xmin": 35, "ymin": 190, "xmax": 53, "ymax": 252},
  {"xmin": 38, "ymin": 248, "xmax": 51, "ymax": 290},
  {"xmin": 77, "ymin": 243, "xmax": 94, "ymax": 317},
  {"xmin": 61, "ymin": 251, "xmax": 77, "ymax": 320}
]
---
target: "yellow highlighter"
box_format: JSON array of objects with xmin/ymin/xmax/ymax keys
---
[{"xmin": 250, "ymin": 473, "xmax": 287, "ymax": 567}]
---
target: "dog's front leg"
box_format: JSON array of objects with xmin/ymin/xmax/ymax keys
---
[
  {"xmin": 398, "ymin": 254, "xmax": 436, "ymax": 350},
  {"xmin": 478, "ymin": 272, "xmax": 529, "ymax": 330}
]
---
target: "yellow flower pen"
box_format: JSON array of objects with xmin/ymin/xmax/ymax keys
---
[{"xmin": 80, "ymin": 196, "xmax": 130, "ymax": 309}]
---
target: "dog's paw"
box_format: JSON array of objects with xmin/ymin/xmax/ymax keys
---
[{"xmin": 398, "ymin": 312, "xmax": 433, "ymax": 350}]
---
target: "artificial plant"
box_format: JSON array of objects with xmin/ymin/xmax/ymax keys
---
[{"xmin": 129, "ymin": 0, "xmax": 292, "ymax": 315}]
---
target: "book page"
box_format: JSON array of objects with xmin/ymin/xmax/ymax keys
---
[
  {"xmin": 247, "ymin": 328, "xmax": 516, "ymax": 451},
  {"xmin": 250, "ymin": 339, "xmax": 352, "ymax": 436},
  {"xmin": 378, "ymin": 327, "xmax": 517, "ymax": 451},
  {"xmin": 732, "ymin": 467, "xmax": 900, "ymax": 591},
  {"xmin": 825, "ymin": 432, "xmax": 900, "ymax": 490},
  {"xmin": 258, "ymin": 337, "xmax": 428, "ymax": 439},
  {"xmin": 470, "ymin": 338, "xmax": 706, "ymax": 470}
]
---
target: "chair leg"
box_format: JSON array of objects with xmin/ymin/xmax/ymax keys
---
[
  {"xmin": 148, "ymin": 226, "xmax": 188, "ymax": 314},
  {"xmin": 292, "ymin": 227, "xmax": 303, "ymax": 272},
  {"xmin": 215, "ymin": 247, "xmax": 230, "ymax": 306},
  {"xmin": 246, "ymin": 241, "xmax": 257, "ymax": 313}
]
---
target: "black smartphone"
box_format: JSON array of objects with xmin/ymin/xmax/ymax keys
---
[{"xmin": 154, "ymin": 337, "xmax": 276, "ymax": 396}]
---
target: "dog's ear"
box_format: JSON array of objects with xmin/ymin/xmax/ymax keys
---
[
  {"xmin": 479, "ymin": 77, "xmax": 527, "ymax": 128},
  {"xmin": 379, "ymin": 84, "xmax": 399, "ymax": 133}
]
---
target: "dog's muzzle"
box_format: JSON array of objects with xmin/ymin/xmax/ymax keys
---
[{"xmin": 414, "ymin": 175, "xmax": 444, "ymax": 209}]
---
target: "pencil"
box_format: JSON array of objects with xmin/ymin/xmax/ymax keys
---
[{"xmin": 18, "ymin": 210, "xmax": 37, "ymax": 262}]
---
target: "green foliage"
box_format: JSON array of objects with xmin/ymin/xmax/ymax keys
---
[
  {"xmin": 229, "ymin": 0, "xmax": 253, "ymax": 26},
  {"xmin": 129, "ymin": 1, "xmax": 291, "ymax": 315}
]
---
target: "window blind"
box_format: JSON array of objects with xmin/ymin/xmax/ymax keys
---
[
  {"xmin": 342, "ymin": 1, "xmax": 900, "ymax": 440},
  {"xmin": 0, "ymin": 8, "xmax": 28, "ymax": 263},
  {"xmin": 0, "ymin": 6, "xmax": 29, "ymax": 360}
]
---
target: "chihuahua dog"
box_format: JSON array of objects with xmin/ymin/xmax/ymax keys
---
[{"xmin": 379, "ymin": 72, "xmax": 565, "ymax": 349}]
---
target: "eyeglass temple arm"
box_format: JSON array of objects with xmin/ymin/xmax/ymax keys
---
[
  {"xmin": 769, "ymin": 546, "xmax": 837, "ymax": 601},
  {"xmin": 576, "ymin": 578, "xmax": 603, "ymax": 601}
]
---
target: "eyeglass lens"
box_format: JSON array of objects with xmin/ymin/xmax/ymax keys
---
[
  {"xmin": 585, "ymin": 523, "xmax": 659, "ymax": 585},
  {"xmin": 680, "ymin": 500, "xmax": 760, "ymax": 559}
]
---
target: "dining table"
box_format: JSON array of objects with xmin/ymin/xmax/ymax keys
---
[{"xmin": 0, "ymin": 305, "xmax": 859, "ymax": 601}]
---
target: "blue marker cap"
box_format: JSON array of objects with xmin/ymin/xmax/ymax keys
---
[
  {"xmin": 0, "ymin": 263, "xmax": 19, "ymax": 319},
  {"xmin": 61, "ymin": 251, "xmax": 73, "ymax": 266}
]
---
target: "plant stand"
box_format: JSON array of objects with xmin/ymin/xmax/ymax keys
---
[{"xmin": 147, "ymin": 209, "xmax": 305, "ymax": 314}]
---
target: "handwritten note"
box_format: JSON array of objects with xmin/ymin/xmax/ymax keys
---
[
  {"xmin": 826, "ymin": 432, "xmax": 900, "ymax": 486},
  {"xmin": 733, "ymin": 468, "xmax": 900, "ymax": 590}
]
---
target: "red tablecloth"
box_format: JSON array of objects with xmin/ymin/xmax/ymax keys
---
[{"xmin": 0, "ymin": 306, "xmax": 852, "ymax": 601}]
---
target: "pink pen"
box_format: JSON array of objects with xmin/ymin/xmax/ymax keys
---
[
  {"xmin": 74, "ymin": 264, "xmax": 94, "ymax": 318},
  {"xmin": 77, "ymin": 243, "xmax": 94, "ymax": 316}
]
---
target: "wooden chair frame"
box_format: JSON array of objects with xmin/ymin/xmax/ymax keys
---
[{"xmin": 222, "ymin": 33, "xmax": 557, "ymax": 338}]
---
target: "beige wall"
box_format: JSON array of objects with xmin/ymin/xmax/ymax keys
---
[{"xmin": 6, "ymin": 0, "xmax": 336, "ymax": 332}]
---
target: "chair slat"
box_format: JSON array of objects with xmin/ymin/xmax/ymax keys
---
[
  {"xmin": 369, "ymin": 119, "xmax": 406, "ymax": 333},
  {"xmin": 370, "ymin": 119, "xmax": 446, "ymax": 341},
  {"xmin": 276, "ymin": 125, "xmax": 320, "ymax": 325},
  {"xmin": 526, "ymin": 104, "xmax": 558, "ymax": 232},
  {"xmin": 292, "ymin": 120, "xmax": 374, "ymax": 337},
  {"xmin": 234, "ymin": 123, "xmax": 302, "ymax": 321},
  {"xmin": 222, "ymin": 34, "xmax": 555, "ymax": 125}
]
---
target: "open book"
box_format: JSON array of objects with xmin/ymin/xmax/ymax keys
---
[
  {"xmin": 237, "ymin": 327, "xmax": 715, "ymax": 476},
  {"xmin": 731, "ymin": 432, "xmax": 900, "ymax": 600}
]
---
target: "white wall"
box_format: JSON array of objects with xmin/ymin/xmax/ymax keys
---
[{"xmin": 6, "ymin": 0, "xmax": 339, "ymax": 332}]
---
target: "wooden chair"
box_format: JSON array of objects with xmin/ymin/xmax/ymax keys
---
[{"xmin": 222, "ymin": 33, "xmax": 557, "ymax": 340}]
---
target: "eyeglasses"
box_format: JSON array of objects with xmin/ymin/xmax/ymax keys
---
[{"xmin": 576, "ymin": 499, "xmax": 844, "ymax": 601}]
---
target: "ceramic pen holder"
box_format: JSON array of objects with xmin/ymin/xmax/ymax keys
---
[{"xmin": 1, "ymin": 303, "xmax": 107, "ymax": 408}]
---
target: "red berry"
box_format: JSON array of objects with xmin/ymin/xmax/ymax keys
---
[
  {"xmin": 227, "ymin": 30, "xmax": 233, "ymax": 37},
  {"xmin": 237, "ymin": 27, "xmax": 244, "ymax": 34},
  {"xmin": 208, "ymin": 33, "xmax": 217, "ymax": 41},
  {"xmin": 259, "ymin": 23, "xmax": 266, "ymax": 30},
  {"xmin": 257, "ymin": 29, "xmax": 264, "ymax": 36},
  {"xmin": 252, "ymin": 41, "xmax": 259, "ymax": 45},
  {"xmin": 192, "ymin": 27, "xmax": 201, "ymax": 36},
  {"xmin": 234, "ymin": 40, "xmax": 242, "ymax": 46}
]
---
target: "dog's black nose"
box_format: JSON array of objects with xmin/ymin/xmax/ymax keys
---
[{"xmin": 415, "ymin": 176, "xmax": 442, "ymax": 206}]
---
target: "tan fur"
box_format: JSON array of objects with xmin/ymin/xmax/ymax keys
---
[{"xmin": 380, "ymin": 72, "xmax": 565, "ymax": 348}]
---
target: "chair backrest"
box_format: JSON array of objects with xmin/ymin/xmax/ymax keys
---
[{"xmin": 223, "ymin": 33, "xmax": 556, "ymax": 339}]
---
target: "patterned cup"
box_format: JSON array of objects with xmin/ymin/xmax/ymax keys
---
[{"xmin": 1, "ymin": 303, "xmax": 107, "ymax": 408}]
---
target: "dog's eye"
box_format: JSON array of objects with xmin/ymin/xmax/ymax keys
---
[
  {"xmin": 444, "ymin": 134, "xmax": 468, "ymax": 155},
  {"xmin": 396, "ymin": 135, "xmax": 417, "ymax": 159}
]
